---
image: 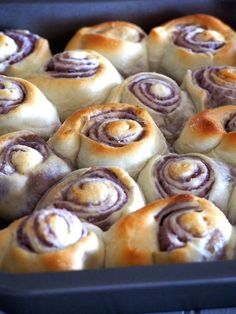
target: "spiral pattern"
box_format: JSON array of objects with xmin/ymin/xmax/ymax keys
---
[
  {"xmin": 0, "ymin": 30, "xmax": 38, "ymax": 67},
  {"xmin": 0, "ymin": 134, "xmax": 49, "ymax": 175},
  {"xmin": 128, "ymin": 73, "xmax": 181, "ymax": 114},
  {"xmin": 47, "ymin": 168, "xmax": 129, "ymax": 229},
  {"xmin": 156, "ymin": 201, "xmax": 200, "ymax": 251},
  {"xmin": 153, "ymin": 155, "xmax": 215, "ymax": 198},
  {"xmin": 193, "ymin": 66, "xmax": 236, "ymax": 108},
  {"xmin": 173, "ymin": 24, "xmax": 225, "ymax": 53},
  {"xmin": 17, "ymin": 208, "xmax": 86, "ymax": 253},
  {"xmin": 155, "ymin": 201, "xmax": 224, "ymax": 257},
  {"xmin": 46, "ymin": 51, "xmax": 100, "ymax": 78},
  {"xmin": 0, "ymin": 76, "xmax": 25, "ymax": 114},
  {"xmin": 84, "ymin": 109, "xmax": 145, "ymax": 147},
  {"xmin": 225, "ymin": 113, "xmax": 236, "ymax": 132}
]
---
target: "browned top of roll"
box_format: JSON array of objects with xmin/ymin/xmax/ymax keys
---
[
  {"xmin": 66, "ymin": 20, "xmax": 147, "ymax": 52},
  {"xmin": 149, "ymin": 14, "xmax": 236, "ymax": 65},
  {"xmin": 160, "ymin": 14, "xmax": 234, "ymax": 35},
  {"xmin": 180, "ymin": 105, "xmax": 236, "ymax": 148},
  {"xmin": 105, "ymin": 194, "xmax": 232, "ymax": 267},
  {"xmin": 52, "ymin": 102, "xmax": 158, "ymax": 156}
]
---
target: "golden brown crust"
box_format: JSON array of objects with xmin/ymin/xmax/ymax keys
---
[
  {"xmin": 174, "ymin": 105, "xmax": 236, "ymax": 168},
  {"xmin": 174, "ymin": 105, "xmax": 236, "ymax": 153},
  {"xmin": 187, "ymin": 109, "xmax": 224, "ymax": 138},
  {"xmin": 66, "ymin": 21, "xmax": 146, "ymax": 51},
  {"xmin": 65, "ymin": 21, "xmax": 149, "ymax": 77},
  {"xmin": 105, "ymin": 194, "xmax": 234, "ymax": 267},
  {"xmin": 0, "ymin": 214, "xmax": 104, "ymax": 273},
  {"xmin": 219, "ymin": 132, "xmax": 236, "ymax": 151},
  {"xmin": 1, "ymin": 232, "xmax": 100, "ymax": 272},
  {"xmin": 49, "ymin": 102, "xmax": 168, "ymax": 178},
  {"xmin": 148, "ymin": 14, "xmax": 236, "ymax": 83}
]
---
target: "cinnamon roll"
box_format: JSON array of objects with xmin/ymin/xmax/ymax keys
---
[
  {"xmin": 36, "ymin": 167, "xmax": 145, "ymax": 230},
  {"xmin": 105, "ymin": 194, "xmax": 235, "ymax": 267},
  {"xmin": 65, "ymin": 21, "xmax": 149, "ymax": 77},
  {"xmin": 0, "ymin": 75, "xmax": 60, "ymax": 138},
  {"xmin": 183, "ymin": 66, "xmax": 236, "ymax": 111},
  {"xmin": 107, "ymin": 72, "xmax": 194, "ymax": 141},
  {"xmin": 0, "ymin": 29, "xmax": 51, "ymax": 78},
  {"xmin": 174, "ymin": 105, "xmax": 236, "ymax": 170},
  {"xmin": 27, "ymin": 50, "xmax": 122, "ymax": 120},
  {"xmin": 138, "ymin": 153, "xmax": 231, "ymax": 214},
  {"xmin": 148, "ymin": 14, "xmax": 236, "ymax": 83},
  {"xmin": 0, "ymin": 207, "xmax": 104, "ymax": 272},
  {"xmin": 0, "ymin": 131, "xmax": 72, "ymax": 221},
  {"xmin": 49, "ymin": 102, "xmax": 168, "ymax": 178}
]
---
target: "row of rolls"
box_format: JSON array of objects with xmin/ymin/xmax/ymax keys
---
[
  {"xmin": 1, "ymin": 14, "xmax": 236, "ymax": 81},
  {"xmin": 1, "ymin": 103, "xmax": 236, "ymax": 272},
  {"xmin": 1, "ymin": 15, "xmax": 236, "ymax": 138},
  {"xmin": 1, "ymin": 14, "xmax": 236, "ymax": 272}
]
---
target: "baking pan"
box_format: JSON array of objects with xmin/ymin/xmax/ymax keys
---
[{"xmin": 1, "ymin": 0, "xmax": 236, "ymax": 313}]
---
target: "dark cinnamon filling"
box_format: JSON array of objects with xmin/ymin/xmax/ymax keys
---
[
  {"xmin": 173, "ymin": 24, "xmax": 225, "ymax": 53},
  {"xmin": 193, "ymin": 66, "xmax": 236, "ymax": 108},
  {"xmin": 45, "ymin": 52, "xmax": 100, "ymax": 78},
  {"xmin": 129, "ymin": 75, "xmax": 181, "ymax": 114},
  {"xmin": 3, "ymin": 30, "xmax": 38, "ymax": 65},
  {"xmin": 153, "ymin": 154, "xmax": 215, "ymax": 198},
  {"xmin": 84, "ymin": 109, "xmax": 145, "ymax": 147},
  {"xmin": 155, "ymin": 203, "xmax": 201, "ymax": 251},
  {"xmin": 49, "ymin": 167, "xmax": 129, "ymax": 230},
  {"xmin": 0, "ymin": 134, "xmax": 49, "ymax": 175},
  {"xmin": 0, "ymin": 77, "xmax": 26, "ymax": 114},
  {"xmin": 225, "ymin": 113, "xmax": 236, "ymax": 132}
]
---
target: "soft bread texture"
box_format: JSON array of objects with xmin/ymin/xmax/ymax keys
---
[
  {"xmin": 137, "ymin": 153, "xmax": 232, "ymax": 214},
  {"xmin": 0, "ymin": 75, "xmax": 60, "ymax": 138},
  {"xmin": 105, "ymin": 194, "xmax": 235, "ymax": 267},
  {"xmin": 182, "ymin": 66, "xmax": 236, "ymax": 112},
  {"xmin": 65, "ymin": 21, "xmax": 149, "ymax": 77},
  {"xmin": 0, "ymin": 208, "xmax": 104, "ymax": 272},
  {"xmin": 148, "ymin": 14, "xmax": 236, "ymax": 83},
  {"xmin": 48, "ymin": 102, "xmax": 168, "ymax": 178},
  {"xmin": 27, "ymin": 50, "xmax": 122, "ymax": 121},
  {"xmin": 35, "ymin": 167, "xmax": 146, "ymax": 230},
  {"xmin": 0, "ymin": 30, "xmax": 52, "ymax": 78},
  {"xmin": 107, "ymin": 72, "xmax": 195, "ymax": 142},
  {"xmin": 0, "ymin": 131, "xmax": 72, "ymax": 221},
  {"xmin": 174, "ymin": 105, "xmax": 236, "ymax": 169}
]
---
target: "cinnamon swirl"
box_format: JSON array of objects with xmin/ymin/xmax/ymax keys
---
[
  {"xmin": 0, "ymin": 207, "xmax": 104, "ymax": 272},
  {"xmin": 108, "ymin": 72, "xmax": 194, "ymax": 141},
  {"xmin": 36, "ymin": 167, "xmax": 145, "ymax": 230},
  {"xmin": 0, "ymin": 29, "xmax": 51, "ymax": 78},
  {"xmin": 65, "ymin": 21, "xmax": 149, "ymax": 77},
  {"xmin": 28, "ymin": 50, "xmax": 122, "ymax": 120},
  {"xmin": 49, "ymin": 102, "xmax": 168, "ymax": 178},
  {"xmin": 148, "ymin": 14, "xmax": 236, "ymax": 83},
  {"xmin": 105, "ymin": 194, "xmax": 235, "ymax": 267},
  {"xmin": 0, "ymin": 131, "xmax": 72, "ymax": 221}
]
